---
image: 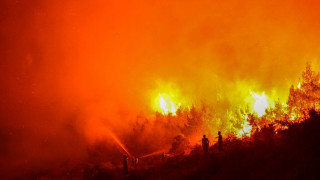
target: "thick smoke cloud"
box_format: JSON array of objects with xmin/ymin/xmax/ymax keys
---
[{"xmin": 1, "ymin": 0, "xmax": 320, "ymax": 178}]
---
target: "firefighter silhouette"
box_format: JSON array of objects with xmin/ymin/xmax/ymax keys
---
[
  {"xmin": 202, "ymin": 134, "xmax": 209, "ymax": 154},
  {"xmin": 123, "ymin": 155, "xmax": 128, "ymax": 174},
  {"xmin": 217, "ymin": 131, "xmax": 223, "ymax": 151}
]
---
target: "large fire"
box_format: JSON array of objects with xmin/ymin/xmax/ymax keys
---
[
  {"xmin": 2, "ymin": 0, "xmax": 320, "ymax": 178},
  {"xmin": 147, "ymin": 63, "xmax": 319, "ymax": 140}
]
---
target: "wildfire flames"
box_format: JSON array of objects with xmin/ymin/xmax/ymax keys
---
[
  {"xmin": 156, "ymin": 94, "xmax": 181, "ymax": 115},
  {"xmin": 251, "ymin": 92, "xmax": 269, "ymax": 117},
  {"xmin": 2, "ymin": 0, "xmax": 320, "ymax": 179},
  {"xmin": 148, "ymin": 63, "xmax": 320, "ymax": 140}
]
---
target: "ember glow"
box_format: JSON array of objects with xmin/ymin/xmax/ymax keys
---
[{"xmin": 1, "ymin": 0, "xmax": 320, "ymax": 179}]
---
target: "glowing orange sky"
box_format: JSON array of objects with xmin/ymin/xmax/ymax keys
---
[{"xmin": 1, "ymin": 0, "xmax": 320, "ymax": 178}]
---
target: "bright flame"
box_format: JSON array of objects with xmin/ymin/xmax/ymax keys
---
[
  {"xmin": 159, "ymin": 95, "xmax": 169, "ymax": 114},
  {"xmin": 237, "ymin": 121, "xmax": 252, "ymax": 137},
  {"xmin": 290, "ymin": 113, "xmax": 296, "ymax": 121},
  {"xmin": 297, "ymin": 83, "xmax": 301, "ymax": 89},
  {"xmin": 157, "ymin": 94, "xmax": 180, "ymax": 115},
  {"xmin": 251, "ymin": 92, "xmax": 269, "ymax": 117}
]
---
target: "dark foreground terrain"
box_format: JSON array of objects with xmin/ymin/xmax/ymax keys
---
[
  {"xmin": 91, "ymin": 111, "xmax": 320, "ymax": 180},
  {"xmin": 31, "ymin": 110, "xmax": 320, "ymax": 180}
]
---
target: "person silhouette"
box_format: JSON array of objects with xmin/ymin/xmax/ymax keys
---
[
  {"xmin": 217, "ymin": 131, "xmax": 223, "ymax": 151},
  {"xmin": 202, "ymin": 134, "xmax": 209, "ymax": 155},
  {"xmin": 123, "ymin": 155, "xmax": 128, "ymax": 174}
]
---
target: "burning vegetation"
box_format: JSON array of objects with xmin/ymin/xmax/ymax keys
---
[
  {"xmin": 2, "ymin": 0, "xmax": 320, "ymax": 179},
  {"xmin": 17, "ymin": 63, "xmax": 320, "ymax": 179},
  {"xmin": 146, "ymin": 63, "xmax": 320, "ymax": 140}
]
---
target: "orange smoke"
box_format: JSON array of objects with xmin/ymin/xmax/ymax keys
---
[
  {"xmin": 1, "ymin": 0, "xmax": 320, "ymax": 178},
  {"xmin": 107, "ymin": 130, "xmax": 132, "ymax": 157}
]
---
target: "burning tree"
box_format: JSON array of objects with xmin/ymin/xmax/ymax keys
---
[{"xmin": 287, "ymin": 63, "xmax": 320, "ymax": 120}]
